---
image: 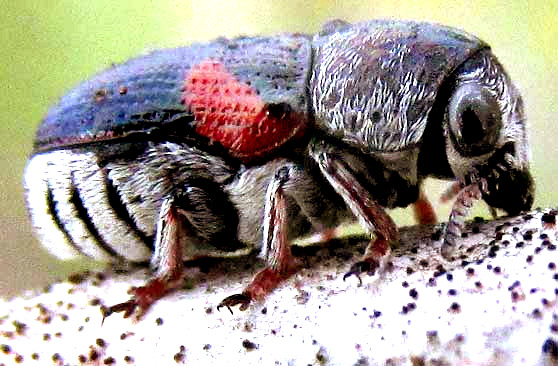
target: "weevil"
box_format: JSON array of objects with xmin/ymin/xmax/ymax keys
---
[{"xmin": 24, "ymin": 19, "xmax": 534, "ymax": 318}]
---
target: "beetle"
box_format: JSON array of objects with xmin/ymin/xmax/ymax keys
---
[{"xmin": 24, "ymin": 19, "xmax": 534, "ymax": 318}]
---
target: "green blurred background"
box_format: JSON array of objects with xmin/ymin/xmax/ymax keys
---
[{"xmin": 1, "ymin": 0, "xmax": 556, "ymax": 297}]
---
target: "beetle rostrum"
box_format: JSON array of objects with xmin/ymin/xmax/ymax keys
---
[{"xmin": 24, "ymin": 19, "xmax": 534, "ymax": 318}]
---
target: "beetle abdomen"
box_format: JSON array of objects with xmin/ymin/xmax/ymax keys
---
[
  {"xmin": 24, "ymin": 150, "xmax": 153, "ymax": 262},
  {"xmin": 24, "ymin": 141, "xmax": 240, "ymax": 262}
]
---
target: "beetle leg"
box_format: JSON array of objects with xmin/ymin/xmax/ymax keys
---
[
  {"xmin": 440, "ymin": 181, "xmax": 463, "ymax": 203},
  {"xmin": 412, "ymin": 189, "xmax": 437, "ymax": 225},
  {"xmin": 217, "ymin": 167, "xmax": 298, "ymax": 313},
  {"xmin": 311, "ymin": 149, "xmax": 399, "ymax": 284},
  {"xmin": 441, "ymin": 183, "xmax": 482, "ymax": 259},
  {"xmin": 103, "ymin": 197, "xmax": 186, "ymax": 320}
]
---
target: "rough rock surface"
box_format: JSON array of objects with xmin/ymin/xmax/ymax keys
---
[{"xmin": 1, "ymin": 208, "xmax": 557, "ymax": 365}]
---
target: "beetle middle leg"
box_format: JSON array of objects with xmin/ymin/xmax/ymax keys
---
[
  {"xmin": 310, "ymin": 146, "xmax": 400, "ymax": 284},
  {"xmin": 217, "ymin": 166, "xmax": 300, "ymax": 313}
]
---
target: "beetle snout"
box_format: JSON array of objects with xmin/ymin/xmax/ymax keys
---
[{"xmin": 482, "ymin": 167, "xmax": 534, "ymax": 217}]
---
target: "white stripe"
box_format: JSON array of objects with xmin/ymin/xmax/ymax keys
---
[
  {"xmin": 35, "ymin": 151, "xmax": 114, "ymax": 260},
  {"xmin": 72, "ymin": 158, "xmax": 151, "ymax": 262},
  {"xmin": 24, "ymin": 154, "xmax": 80, "ymax": 260}
]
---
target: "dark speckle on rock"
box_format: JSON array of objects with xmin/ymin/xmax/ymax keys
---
[
  {"xmin": 508, "ymin": 281, "xmax": 521, "ymax": 291},
  {"xmin": 541, "ymin": 212, "xmax": 556, "ymax": 225},
  {"xmin": 542, "ymin": 338, "xmax": 558, "ymax": 357},
  {"xmin": 532, "ymin": 308, "xmax": 543, "ymax": 319},
  {"xmin": 0, "ymin": 344, "xmax": 11, "ymax": 354},
  {"xmin": 449, "ymin": 302, "xmax": 461, "ymax": 313},
  {"xmin": 1, "ymin": 208, "xmax": 557, "ymax": 364},
  {"xmin": 242, "ymin": 339, "xmax": 258, "ymax": 350},
  {"xmin": 51, "ymin": 353, "xmax": 62, "ymax": 362},
  {"xmin": 430, "ymin": 230, "xmax": 442, "ymax": 241}
]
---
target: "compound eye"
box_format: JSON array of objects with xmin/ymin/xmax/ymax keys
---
[{"xmin": 449, "ymin": 83, "xmax": 502, "ymax": 156}]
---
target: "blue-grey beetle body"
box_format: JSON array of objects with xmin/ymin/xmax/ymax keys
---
[{"xmin": 24, "ymin": 20, "xmax": 533, "ymax": 317}]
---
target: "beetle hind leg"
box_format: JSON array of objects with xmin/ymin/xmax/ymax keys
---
[
  {"xmin": 103, "ymin": 197, "xmax": 187, "ymax": 320},
  {"xmin": 217, "ymin": 166, "xmax": 298, "ymax": 313}
]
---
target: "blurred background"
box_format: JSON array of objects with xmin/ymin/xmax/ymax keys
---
[{"xmin": 1, "ymin": 0, "xmax": 556, "ymax": 297}]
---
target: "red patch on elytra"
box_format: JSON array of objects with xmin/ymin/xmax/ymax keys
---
[{"xmin": 181, "ymin": 60, "xmax": 307, "ymax": 162}]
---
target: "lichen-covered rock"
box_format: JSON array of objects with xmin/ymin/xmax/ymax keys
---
[{"xmin": 1, "ymin": 208, "xmax": 557, "ymax": 365}]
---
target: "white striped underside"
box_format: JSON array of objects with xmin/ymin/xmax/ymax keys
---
[{"xmin": 24, "ymin": 150, "xmax": 152, "ymax": 262}]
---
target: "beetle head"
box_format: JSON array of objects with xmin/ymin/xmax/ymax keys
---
[{"xmin": 444, "ymin": 50, "xmax": 534, "ymax": 216}]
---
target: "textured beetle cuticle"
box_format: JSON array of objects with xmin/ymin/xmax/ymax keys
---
[{"xmin": 24, "ymin": 19, "xmax": 533, "ymax": 319}]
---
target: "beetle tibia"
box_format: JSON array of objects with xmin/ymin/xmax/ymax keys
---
[
  {"xmin": 103, "ymin": 197, "xmax": 186, "ymax": 321},
  {"xmin": 310, "ymin": 145, "xmax": 399, "ymax": 284},
  {"xmin": 412, "ymin": 189, "xmax": 437, "ymax": 225},
  {"xmin": 218, "ymin": 166, "xmax": 299, "ymax": 313}
]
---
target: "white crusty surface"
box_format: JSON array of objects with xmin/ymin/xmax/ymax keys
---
[{"xmin": 1, "ymin": 208, "xmax": 557, "ymax": 365}]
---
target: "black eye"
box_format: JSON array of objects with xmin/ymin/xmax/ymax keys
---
[{"xmin": 449, "ymin": 83, "xmax": 502, "ymax": 156}]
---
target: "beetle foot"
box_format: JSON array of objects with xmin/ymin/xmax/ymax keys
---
[
  {"xmin": 102, "ymin": 276, "xmax": 181, "ymax": 322},
  {"xmin": 218, "ymin": 266, "xmax": 296, "ymax": 314},
  {"xmin": 217, "ymin": 293, "xmax": 252, "ymax": 314},
  {"xmin": 343, "ymin": 259, "xmax": 380, "ymax": 286},
  {"xmin": 101, "ymin": 299, "xmax": 138, "ymax": 323},
  {"xmin": 344, "ymin": 234, "xmax": 393, "ymax": 285}
]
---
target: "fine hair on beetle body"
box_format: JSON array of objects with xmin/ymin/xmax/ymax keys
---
[{"xmin": 24, "ymin": 19, "xmax": 534, "ymax": 319}]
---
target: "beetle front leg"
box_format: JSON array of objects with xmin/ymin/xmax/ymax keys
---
[
  {"xmin": 103, "ymin": 197, "xmax": 186, "ymax": 320},
  {"xmin": 217, "ymin": 167, "xmax": 298, "ymax": 313},
  {"xmin": 311, "ymin": 147, "xmax": 399, "ymax": 284}
]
